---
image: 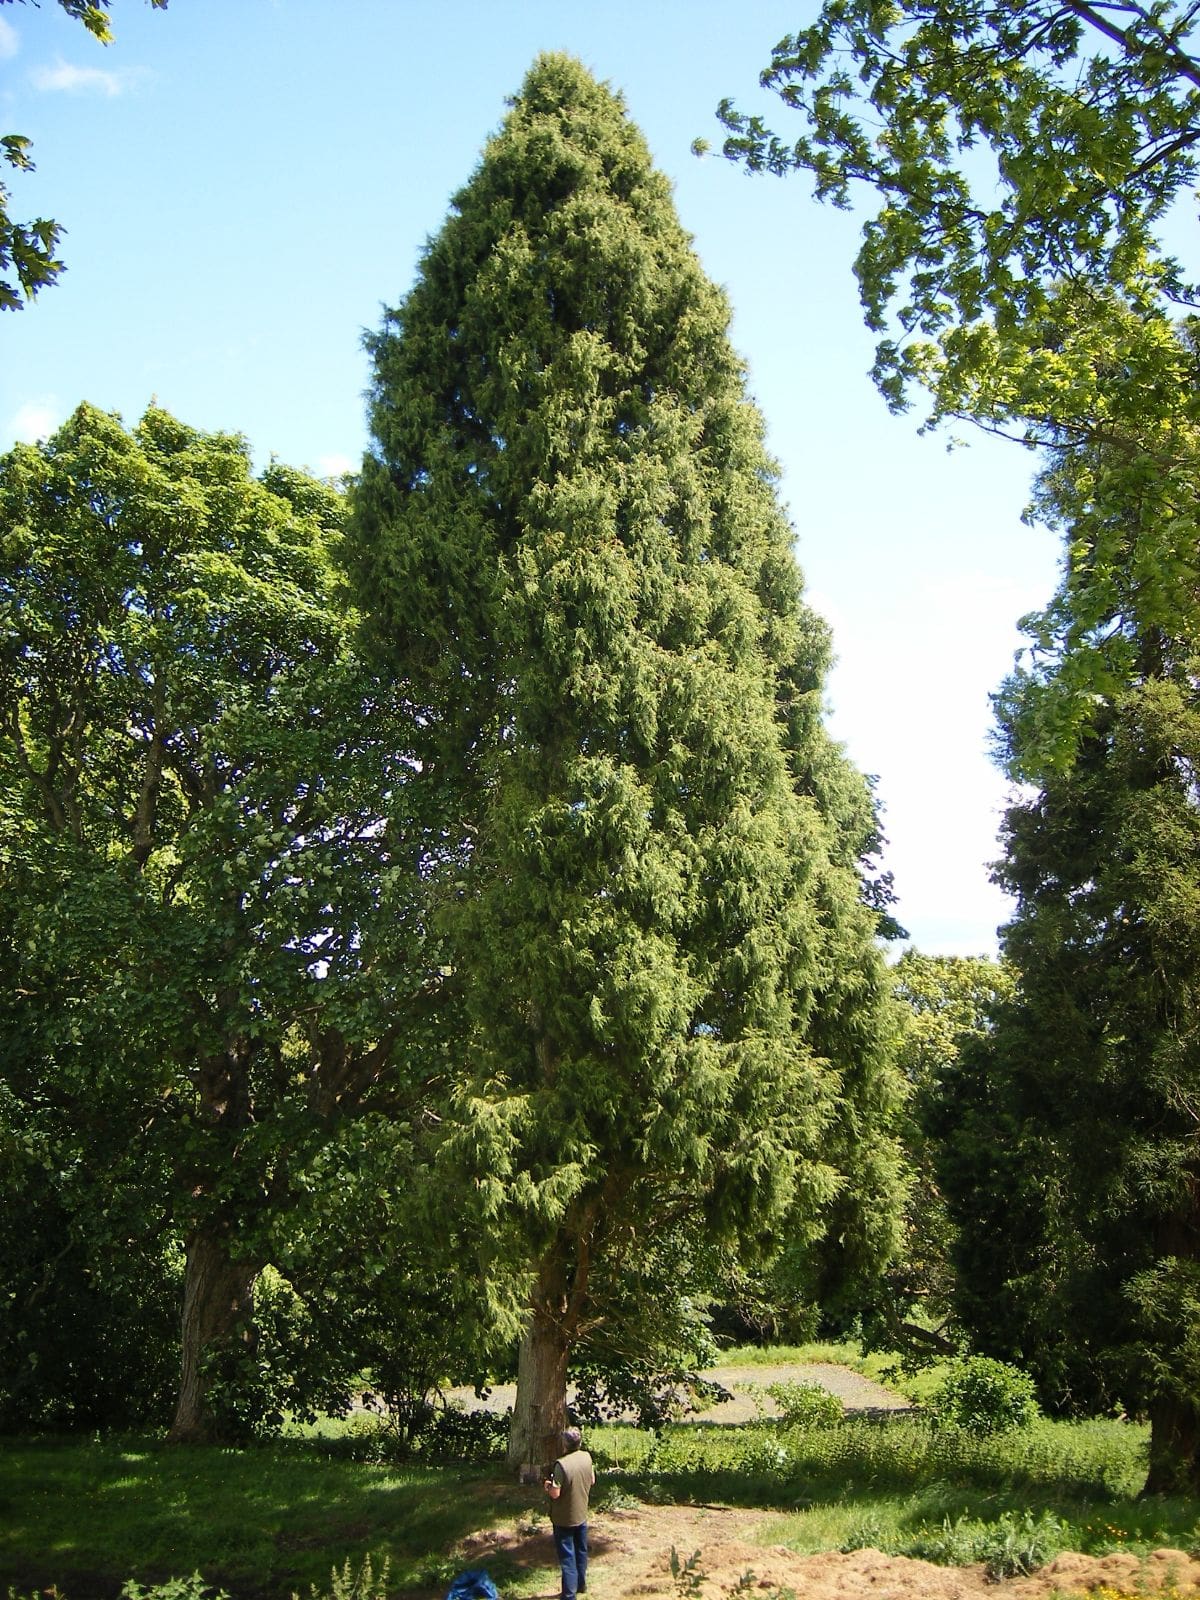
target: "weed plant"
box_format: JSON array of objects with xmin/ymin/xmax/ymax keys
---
[
  {"xmin": 896, "ymin": 1508, "xmax": 1068, "ymax": 1577},
  {"xmin": 122, "ymin": 1579, "xmax": 232, "ymax": 1600}
]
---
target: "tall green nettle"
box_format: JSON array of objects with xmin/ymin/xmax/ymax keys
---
[{"xmin": 349, "ymin": 53, "xmax": 900, "ymax": 1474}]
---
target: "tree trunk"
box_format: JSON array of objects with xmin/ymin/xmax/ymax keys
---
[
  {"xmin": 169, "ymin": 1030, "xmax": 258, "ymax": 1444},
  {"xmin": 168, "ymin": 1225, "xmax": 259, "ymax": 1443},
  {"xmin": 507, "ymin": 1256, "xmax": 573, "ymax": 1480},
  {"xmin": 1141, "ymin": 1196, "xmax": 1200, "ymax": 1495},
  {"xmin": 1144, "ymin": 1392, "xmax": 1200, "ymax": 1494}
]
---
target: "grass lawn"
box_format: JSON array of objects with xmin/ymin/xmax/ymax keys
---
[
  {"xmin": 4, "ymin": 1362, "xmax": 1200, "ymax": 1600},
  {"xmin": 0, "ymin": 1437, "xmax": 533, "ymax": 1598}
]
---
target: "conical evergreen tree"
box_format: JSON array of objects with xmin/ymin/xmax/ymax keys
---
[{"xmin": 348, "ymin": 53, "xmax": 901, "ymax": 1473}]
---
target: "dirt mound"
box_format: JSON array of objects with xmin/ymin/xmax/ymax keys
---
[{"xmin": 441, "ymin": 1505, "xmax": 1200, "ymax": 1600}]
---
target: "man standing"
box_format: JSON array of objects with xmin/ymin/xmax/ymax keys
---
[{"xmin": 544, "ymin": 1426, "xmax": 596, "ymax": 1600}]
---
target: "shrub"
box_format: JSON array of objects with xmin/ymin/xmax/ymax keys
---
[
  {"xmin": 201, "ymin": 1268, "xmax": 352, "ymax": 1443},
  {"xmin": 325, "ymin": 1400, "xmax": 509, "ymax": 1463},
  {"xmin": 927, "ymin": 1356, "xmax": 1039, "ymax": 1436},
  {"xmin": 0, "ymin": 1158, "xmax": 181, "ymax": 1434},
  {"xmin": 764, "ymin": 1380, "xmax": 843, "ymax": 1428},
  {"xmin": 415, "ymin": 1404, "xmax": 509, "ymax": 1461}
]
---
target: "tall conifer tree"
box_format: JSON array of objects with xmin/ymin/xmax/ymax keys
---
[
  {"xmin": 941, "ymin": 384, "xmax": 1200, "ymax": 1492},
  {"xmin": 348, "ymin": 54, "xmax": 902, "ymax": 1473}
]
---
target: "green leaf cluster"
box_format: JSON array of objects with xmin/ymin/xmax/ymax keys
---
[
  {"xmin": 722, "ymin": 6, "xmax": 1200, "ymax": 776},
  {"xmin": 720, "ymin": 1, "xmax": 1200, "ymax": 427},
  {"xmin": 0, "ymin": 402, "xmax": 430, "ymax": 1436}
]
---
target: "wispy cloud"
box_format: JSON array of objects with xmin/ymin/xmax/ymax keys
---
[
  {"xmin": 0, "ymin": 17, "xmax": 19, "ymax": 61},
  {"xmin": 317, "ymin": 452, "xmax": 355, "ymax": 479},
  {"xmin": 31, "ymin": 58, "xmax": 144, "ymax": 96},
  {"xmin": 9, "ymin": 399, "xmax": 61, "ymax": 444}
]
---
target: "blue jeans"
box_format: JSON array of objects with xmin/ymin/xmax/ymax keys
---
[{"xmin": 552, "ymin": 1521, "xmax": 588, "ymax": 1599}]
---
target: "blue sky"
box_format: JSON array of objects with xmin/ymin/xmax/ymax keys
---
[{"xmin": 0, "ymin": 0, "xmax": 1060, "ymax": 955}]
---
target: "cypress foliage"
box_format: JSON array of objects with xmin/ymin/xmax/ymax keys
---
[{"xmin": 348, "ymin": 53, "xmax": 901, "ymax": 1472}]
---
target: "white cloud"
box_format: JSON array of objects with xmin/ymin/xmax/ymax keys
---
[
  {"xmin": 9, "ymin": 399, "xmax": 61, "ymax": 444},
  {"xmin": 0, "ymin": 17, "xmax": 19, "ymax": 60},
  {"xmin": 317, "ymin": 452, "xmax": 355, "ymax": 479},
  {"xmin": 31, "ymin": 58, "xmax": 140, "ymax": 96},
  {"xmin": 805, "ymin": 566, "xmax": 1058, "ymax": 957}
]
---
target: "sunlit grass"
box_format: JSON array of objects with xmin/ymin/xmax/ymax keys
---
[
  {"xmin": 712, "ymin": 1340, "xmax": 875, "ymax": 1369},
  {"xmin": 584, "ymin": 1411, "xmax": 1200, "ymax": 1572},
  {"xmin": 3, "ymin": 1369, "xmax": 1198, "ymax": 1599}
]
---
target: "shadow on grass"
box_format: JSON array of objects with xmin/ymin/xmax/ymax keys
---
[
  {"xmin": 600, "ymin": 1415, "xmax": 1198, "ymax": 1560},
  {"xmin": 2, "ymin": 1416, "xmax": 1191, "ymax": 1600},
  {"xmin": 430, "ymin": 1517, "xmax": 624, "ymax": 1600},
  {"xmin": 0, "ymin": 1436, "xmax": 550, "ymax": 1600}
]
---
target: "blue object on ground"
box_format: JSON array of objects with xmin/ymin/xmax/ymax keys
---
[{"xmin": 446, "ymin": 1571, "xmax": 500, "ymax": 1600}]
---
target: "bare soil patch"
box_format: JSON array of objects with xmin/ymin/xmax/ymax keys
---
[{"xmin": 438, "ymin": 1503, "xmax": 1200, "ymax": 1600}]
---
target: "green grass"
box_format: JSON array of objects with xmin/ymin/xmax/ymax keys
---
[
  {"xmin": 582, "ymin": 1412, "xmax": 1200, "ymax": 1571},
  {"xmin": 710, "ymin": 1339, "xmax": 936, "ymax": 1397},
  {"xmin": 711, "ymin": 1340, "xmax": 875, "ymax": 1370},
  {"xmin": 4, "ymin": 1381, "xmax": 1200, "ymax": 1599},
  {"xmin": 0, "ymin": 1435, "xmax": 537, "ymax": 1599}
]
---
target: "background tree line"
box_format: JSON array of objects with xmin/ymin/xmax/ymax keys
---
[{"xmin": 719, "ymin": 0, "xmax": 1200, "ymax": 1493}]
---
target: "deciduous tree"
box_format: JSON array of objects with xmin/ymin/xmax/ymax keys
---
[
  {"xmin": 722, "ymin": 7, "xmax": 1200, "ymax": 1490},
  {"xmin": 0, "ymin": 402, "xmax": 427, "ymax": 1440},
  {"xmin": 720, "ymin": 4, "xmax": 1200, "ymax": 764},
  {"xmin": 944, "ymin": 402, "xmax": 1200, "ymax": 1490},
  {"xmin": 717, "ymin": 0, "xmax": 1198, "ymax": 423},
  {"xmin": 872, "ymin": 951, "xmax": 1014, "ymax": 1355}
]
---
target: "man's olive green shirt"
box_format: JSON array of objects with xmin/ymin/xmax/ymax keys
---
[{"xmin": 550, "ymin": 1448, "xmax": 595, "ymax": 1527}]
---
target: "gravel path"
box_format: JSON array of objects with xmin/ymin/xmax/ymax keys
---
[
  {"xmin": 447, "ymin": 1360, "xmax": 912, "ymax": 1423},
  {"xmin": 697, "ymin": 1360, "xmax": 913, "ymax": 1420}
]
